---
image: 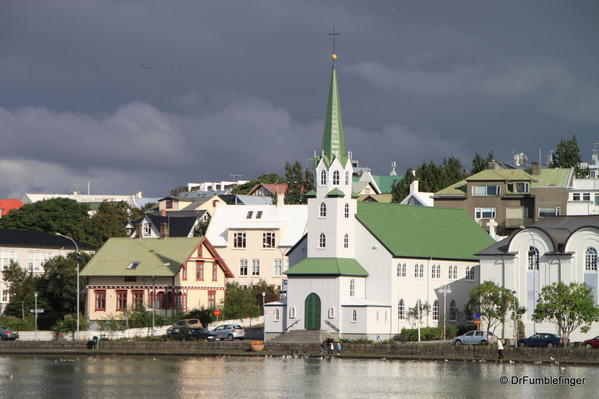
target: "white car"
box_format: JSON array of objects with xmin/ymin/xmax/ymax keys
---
[{"xmin": 211, "ymin": 324, "xmax": 245, "ymax": 340}]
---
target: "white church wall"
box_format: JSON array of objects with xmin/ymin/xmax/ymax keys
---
[
  {"xmin": 354, "ymin": 221, "xmax": 393, "ymax": 305},
  {"xmin": 286, "ymin": 276, "xmax": 341, "ymax": 333}
]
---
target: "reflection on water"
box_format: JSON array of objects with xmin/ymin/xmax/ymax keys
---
[{"xmin": 0, "ymin": 355, "xmax": 596, "ymax": 399}]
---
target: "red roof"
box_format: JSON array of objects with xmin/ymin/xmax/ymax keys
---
[
  {"xmin": 0, "ymin": 199, "xmax": 23, "ymax": 217},
  {"xmin": 248, "ymin": 183, "xmax": 288, "ymax": 195}
]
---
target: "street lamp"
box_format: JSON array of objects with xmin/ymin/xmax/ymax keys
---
[
  {"xmin": 520, "ymin": 226, "xmax": 538, "ymax": 334},
  {"xmin": 34, "ymin": 292, "xmax": 38, "ymax": 341},
  {"xmin": 512, "ymin": 290, "xmax": 518, "ymax": 345},
  {"xmin": 439, "ymin": 285, "xmax": 452, "ymax": 341},
  {"xmin": 152, "ymin": 263, "xmax": 170, "ymax": 335},
  {"xmin": 55, "ymin": 233, "xmax": 80, "ymax": 340}
]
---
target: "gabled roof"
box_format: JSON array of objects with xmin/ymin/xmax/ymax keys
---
[
  {"xmin": 248, "ymin": 183, "xmax": 288, "ymax": 196},
  {"xmin": 372, "ymin": 175, "xmax": 403, "ymax": 194},
  {"xmin": 357, "ymin": 194, "xmax": 393, "ymax": 203},
  {"xmin": 0, "ymin": 199, "xmax": 24, "ymax": 216},
  {"xmin": 0, "ymin": 229, "xmax": 95, "ymax": 250},
  {"xmin": 285, "ymin": 258, "xmax": 368, "ymax": 276},
  {"xmin": 81, "ymin": 237, "xmax": 205, "ymax": 277},
  {"xmin": 327, "ymin": 188, "xmax": 345, "ymax": 197},
  {"xmin": 356, "ymin": 202, "xmax": 495, "ymax": 260},
  {"xmin": 146, "ymin": 214, "xmax": 197, "ymax": 237}
]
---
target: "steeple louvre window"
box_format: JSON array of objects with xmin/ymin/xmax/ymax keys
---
[
  {"xmin": 333, "ymin": 171, "xmax": 340, "ymax": 185},
  {"xmin": 320, "ymin": 202, "xmax": 327, "ymax": 217},
  {"xmin": 345, "ymin": 171, "xmax": 350, "ymax": 186},
  {"xmin": 320, "ymin": 170, "xmax": 327, "ymax": 186},
  {"xmin": 343, "ymin": 234, "xmax": 349, "ymax": 248}
]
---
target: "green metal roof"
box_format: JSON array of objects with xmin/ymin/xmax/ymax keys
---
[
  {"xmin": 327, "ymin": 188, "xmax": 345, "ymax": 197},
  {"xmin": 305, "ymin": 189, "xmax": 316, "ymax": 198},
  {"xmin": 285, "ymin": 257, "xmax": 368, "ymax": 276},
  {"xmin": 356, "ymin": 202, "xmax": 495, "ymax": 260},
  {"xmin": 372, "ymin": 175, "xmax": 403, "ymax": 193},
  {"xmin": 465, "ymin": 169, "xmax": 531, "ymax": 182},
  {"xmin": 80, "ymin": 237, "xmax": 202, "ymax": 277},
  {"xmin": 318, "ymin": 68, "xmax": 348, "ymax": 166},
  {"xmin": 532, "ymin": 168, "xmax": 572, "ymax": 187}
]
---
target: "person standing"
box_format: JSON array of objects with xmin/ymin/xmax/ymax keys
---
[
  {"xmin": 336, "ymin": 341, "xmax": 342, "ymax": 355},
  {"xmin": 497, "ymin": 338, "xmax": 504, "ymax": 360}
]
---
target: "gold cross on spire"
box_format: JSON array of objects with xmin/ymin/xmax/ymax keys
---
[{"xmin": 328, "ymin": 26, "xmax": 340, "ymax": 66}]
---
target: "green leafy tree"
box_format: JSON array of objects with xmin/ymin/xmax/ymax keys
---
[
  {"xmin": 550, "ymin": 135, "xmax": 587, "ymax": 178},
  {"xmin": 284, "ymin": 161, "xmax": 314, "ymax": 204},
  {"xmin": 2, "ymin": 261, "xmax": 38, "ymax": 319},
  {"xmin": 185, "ymin": 308, "xmax": 215, "ymax": 328},
  {"xmin": 84, "ymin": 201, "xmax": 130, "ymax": 247},
  {"xmin": 169, "ymin": 185, "xmax": 187, "ymax": 196},
  {"xmin": 222, "ymin": 282, "xmax": 261, "ymax": 319},
  {"xmin": 467, "ymin": 281, "xmax": 517, "ymax": 334},
  {"xmin": 471, "ymin": 152, "xmax": 494, "ymax": 174},
  {"xmin": 0, "ymin": 198, "xmax": 90, "ymax": 242},
  {"xmin": 52, "ymin": 314, "xmax": 90, "ymax": 333},
  {"xmin": 533, "ymin": 282, "xmax": 599, "ymax": 343},
  {"xmin": 408, "ymin": 301, "xmax": 431, "ymax": 325}
]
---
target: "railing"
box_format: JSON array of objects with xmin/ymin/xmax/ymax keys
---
[
  {"xmin": 325, "ymin": 320, "xmax": 339, "ymax": 332},
  {"xmin": 283, "ymin": 319, "xmax": 301, "ymax": 332}
]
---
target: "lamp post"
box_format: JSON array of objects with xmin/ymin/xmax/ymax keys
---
[
  {"xmin": 519, "ymin": 226, "xmax": 538, "ymax": 334},
  {"xmin": 152, "ymin": 263, "xmax": 170, "ymax": 335},
  {"xmin": 512, "ymin": 290, "xmax": 518, "ymax": 346},
  {"xmin": 439, "ymin": 285, "xmax": 452, "ymax": 341},
  {"xmin": 55, "ymin": 233, "xmax": 80, "ymax": 340},
  {"xmin": 34, "ymin": 292, "xmax": 38, "ymax": 341}
]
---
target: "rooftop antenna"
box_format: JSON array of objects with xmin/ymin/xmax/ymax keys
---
[
  {"xmin": 328, "ymin": 26, "xmax": 340, "ymax": 68},
  {"xmin": 87, "ymin": 181, "xmax": 91, "ymax": 195},
  {"xmin": 390, "ymin": 161, "xmax": 398, "ymax": 176}
]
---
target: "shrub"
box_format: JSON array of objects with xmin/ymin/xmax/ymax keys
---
[
  {"xmin": 52, "ymin": 315, "xmax": 90, "ymax": 333},
  {"xmin": 184, "ymin": 308, "xmax": 214, "ymax": 328},
  {"xmin": 398, "ymin": 327, "xmax": 458, "ymax": 341},
  {"xmin": 0, "ymin": 316, "xmax": 35, "ymax": 331}
]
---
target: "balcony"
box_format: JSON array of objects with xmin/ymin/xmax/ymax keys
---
[{"xmin": 505, "ymin": 218, "xmax": 533, "ymax": 229}]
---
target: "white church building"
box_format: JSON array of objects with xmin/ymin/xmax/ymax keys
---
[{"xmin": 264, "ymin": 62, "xmax": 495, "ymax": 340}]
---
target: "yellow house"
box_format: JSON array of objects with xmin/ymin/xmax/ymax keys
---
[{"xmin": 80, "ymin": 237, "xmax": 233, "ymax": 320}]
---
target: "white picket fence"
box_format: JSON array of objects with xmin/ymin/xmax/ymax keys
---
[{"xmin": 15, "ymin": 316, "xmax": 263, "ymax": 341}]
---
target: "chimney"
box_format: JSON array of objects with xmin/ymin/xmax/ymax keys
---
[
  {"xmin": 531, "ymin": 162, "xmax": 540, "ymax": 175},
  {"xmin": 276, "ymin": 192, "xmax": 285, "ymax": 207},
  {"xmin": 160, "ymin": 222, "xmax": 169, "ymax": 238},
  {"xmin": 410, "ymin": 180, "xmax": 419, "ymax": 194},
  {"xmin": 135, "ymin": 191, "xmax": 143, "ymax": 198},
  {"xmin": 487, "ymin": 160, "xmax": 498, "ymax": 170}
]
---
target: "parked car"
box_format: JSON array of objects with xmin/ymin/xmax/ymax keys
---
[
  {"xmin": 0, "ymin": 327, "xmax": 19, "ymax": 341},
  {"xmin": 166, "ymin": 319, "xmax": 202, "ymax": 334},
  {"xmin": 168, "ymin": 327, "xmax": 219, "ymax": 341},
  {"xmin": 211, "ymin": 324, "xmax": 245, "ymax": 340},
  {"xmin": 583, "ymin": 336, "xmax": 599, "ymax": 349},
  {"xmin": 518, "ymin": 333, "xmax": 564, "ymax": 348},
  {"xmin": 451, "ymin": 330, "xmax": 496, "ymax": 345}
]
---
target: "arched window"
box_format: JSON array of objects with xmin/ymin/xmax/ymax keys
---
[
  {"xmin": 289, "ymin": 306, "xmax": 296, "ymax": 319},
  {"xmin": 398, "ymin": 299, "xmax": 405, "ymax": 319},
  {"xmin": 275, "ymin": 308, "xmax": 280, "ymax": 321},
  {"xmin": 431, "ymin": 265, "xmax": 437, "ymax": 279},
  {"xmin": 401, "ymin": 263, "xmax": 406, "ymax": 277},
  {"xmin": 345, "ymin": 171, "xmax": 350, "ymax": 186},
  {"xmin": 344, "ymin": 234, "xmax": 349, "ymax": 248},
  {"xmin": 352, "ymin": 309, "xmax": 357, "ymax": 322},
  {"xmin": 376, "ymin": 310, "xmax": 380, "ymax": 322},
  {"xmin": 465, "ymin": 266, "xmax": 475, "ymax": 281},
  {"xmin": 528, "ymin": 246, "xmax": 539, "ymax": 270},
  {"xmin": 432, "ymin": 300, "xmax": 439, "ymax": 320},
  {"xmin": 396, "ymin": 263, "xmax": 401, "ymax": 277},
  {"xmin": 414, "ymin": 264, "xmax": 419, "ymax": 278},
  {"xmin": 449, "ymin": 300, "xmax": 457, "ymax": 321},
  {"xmin": 344, "ymin": 203, "xmax": 350, "ymax": 218},
  {"xmin": 319, "ymin": 233, "xmax": 326, "ymax": 248},
  {"xmin": 328, "ymin": 307, "xmax": 335, "ymax": 319},
  {"xmin": 419, "ymin": 264, "xmax": 424, "ymax": 278},
  {"xmin": 350, "ymin": 279, "xmax": 355, "ymax": 296},
  {"xmin": 320, "ymin": 170, "xmax": 327, "ymax": 185},
  {"xmin": 333, "ymin": 170, "xmax": 340, "ymax": 185},
  {"xmin": 320, "ymin": 202, "xmax": 327, "ymax": 217},
  {"xmin": 586, "ymin": 247, "xmax": 597, "ymax": 271}
]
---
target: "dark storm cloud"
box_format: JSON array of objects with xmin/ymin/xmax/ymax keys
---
[{"xmin": 1, "ymin": 0, "xmax": 598, "ymax": 197}]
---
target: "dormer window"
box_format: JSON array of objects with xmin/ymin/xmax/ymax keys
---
[
  {"xmin": 256, "ymin": 211, "xmax": 263, "ymax": 219},
  {"xmin": 246, "ymin": 211, "xmax": 253, "ymax": 219},
  {"xmin": 320, "ymin": 170, "xmax": 327, "ymax": 185},
  {"xmin": 127, "ymin": 261, "xmax": 140, "ymax": 270},
  {"xmin": 333, "ymin": 171, "xmax": 340, "ymax": 185},
  {"xmin": 507, "ymin": 182, "xmax": 529, "ymax": 194}
]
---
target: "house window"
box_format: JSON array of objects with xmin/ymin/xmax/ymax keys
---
[
  {"xmin": 586, "ymin": 248, "xmax": 597, "ymax": 271},
  {"xmin": 1, "ymin": 290, "xmax": 9, "ymax": 303},
  {"xmin": 396, "ymin": 264, "xmax": 401, "ymax": 277},
  {"xmin": 246, "ymin": 211, "xmax": 253, "ymax": 219},
  {"xmin": 328, "ymin": 307, "xmax": 335, "ymax": 319},
  {"xmin": 320, "ymin": 170, "xmax": 327, "ymax": 185},
  {"xmin": 165, "ymin": 200, "xmax": 173, "ymax": 209},
  {"xmin": 289, "ymin": 306, "xmax": 296, "ymax": 319},
  {"xmin": 208, "ymin": 291, "xmax": 216, "ymax": 309},
  {"xmin": 507, "ymin": 182, "xmax": 529, "ymax": 193},
  {"xmin": 143, "ymin": 222, "xmax": 152, "ymax": 236},
  {"xmin": 252, "ymin": 259, "xmax": 260, "ymax": 276},
  {"xmin": 181, "ymin": 265, "xmax": 187, "ymax": 280},
  {"xmin": 240, "ymin": 259, "xmax": 248, "ymax": 276},
  {"xmin": 156, "ymin": 292, "xmax": 166, "ymax": 309},
  {"xmin": 233, "ymin": 232, "xmax": 246, "ymax": 248},
  {"xmin": 319, "ymin": 233, "xmax": 326, "ymax": 248},
  {"xmin": 414, "ymin": 264, "xmax": 419, "ymax": 278},
  {"xmin": 333, "ymin": 170, "xmax": 340, "ymax": 185},
  {"xmin": 472, "ymin": 185, "xmax": 501, "ymax": 196},
  {"xmin": 263, "ymin": 232, "xmax": 276, "ymax": 248},
  {"xmin": 449, "ymin": 300, "xmax": 457, "ymax": 321},
  {"xmin": 132, "ymin": 290, "xmax": 144, "ymax": 310},
  {"xmin": 95, "ymin": 290, "xmax": 106, "ymax": 311},
  {"xmin": 274, "ymin": 259, "xmax": 282, "ymax": 276},
  {"xmin": 344, "ymin": 203, "xmax": 350, "ymax": 218},
  {"xmin": 0, "ymin": 250, "xmax": 16, "ymax": 270},
  {"xmin": 212, "ymin": 263, "xmax": 218, "ymax": 281},
  {"xmin": 528, "ymin": 247, "xmax": 539, "ymax": 270},
  {"xmin": 419, "ymin": 264, "xmax": 424, "ymax": 278},
  {"xmin": 352, "ymin": 309, "xmax": 357, "ymax": 322},
  {"xmin": 196, "ymin": 261, "xmax": 204, "ymax": 280},
  {"xmin": 539, "ymin": 207, "xmax": 560, "ymax": 217},
  {"xmin": 432, "ymin": 300, "xmax": 439, "ymax": 320},
  {"xmin": 398, "ymin": 299, "xmax": 405, "ymax": 320},
  {"xmin": 320, "ymin": 202, "xmax": 327, "ymax": 217},
  {"xmin": 465, "ymin": 266, "xmax": 475, "ymax": 281},
  {"xmin": 175, "ymin": 293, "xmax": 185, "ymax": 310},
  {"xmin": 475, "ymin": 208, "xmax": 496, "ymax": 220},
  {"xmin": 401, "ymin": 263, "xmax": 406, "ymax": 277},
  {"xmin": 345, "ymin": 171, "xmax": 350, "ymax": 186},
  {"xmin": 256, "ymin": 211, "xmax": 263, "ymax": 219},
  {"xmin": 583, "ymin": 193, "xmax": 591, "ymax": 201},
  {"xmin": 116, "ymin": 290, "xmax": 127, "ymax": 311},
  {"xmin": 274, "ymin": 308, "xmax": 280, "ymax": 321},
  {"xmin": 350, "ymin": 279, "xmax": 355, "ymax": 296},
  {"xmin": 449, "ymin": 265, "xmax": 457, "ymax": 280},
  {"xmin": 28, "ymin": 251, "xmax": 51, "ymax": 272},
  {"xmin": 343, "ymin": 234, "xmax": 349, "ymax": 249},
  {"xmin": 573, "ymin": 193, "xmax": 581, "ymax": 201}
]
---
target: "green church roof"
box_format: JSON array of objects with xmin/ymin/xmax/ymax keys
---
[
  {"xmin": 305, "ymin": 189, "xmax": 317, "ymax": 198},
  {"xmin": 356, "ymin": 202, "xmax": 495, "ymax": 260},
  {"xmin": 372, "ymin": 175, "xmax": 403, "ymax": 193},
  {"xmin": 285, "ymin": 257, "xmax": 368, "ymax": 277},
  {"xmin": 319, "ymin": 67, "xmax": 348, "ymax": 166},
  {"xmin": 327, "ymin": 188, "xmax": 345, "ymax": 197},
  {"xmin": 80, "ymin": 237, "xmax": 202, "ymax": 277}
]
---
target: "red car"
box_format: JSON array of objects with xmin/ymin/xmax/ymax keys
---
[{"xmin": 583, "ymin": 336, "xmax": 599, "ymax": 349}]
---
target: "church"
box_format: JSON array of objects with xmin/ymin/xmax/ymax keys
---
[{"xmin": 264, "ymin": 56, "xmax": 495, "ymax": 340}]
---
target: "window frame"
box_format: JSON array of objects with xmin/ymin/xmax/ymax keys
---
[
  {"xmin": 196, "ymin": 261, "xmax": 204, "ymax": 281},
  {"xmin": 262, "ymin": 232, "xmax": 276, "ymax": 248},
  {"xmin": 95, "ymin": 290, "xmax": 106, "ymax": 311},
  {"xmin": 116, "ymin": 290, "xmax": 127, "ymax": 311},
  {"xmin": 319, "ymin": 202, "xmax": 327, "ymax": 218},
  {"xmin": 233, "ymin": 232, "xmax": 247, "ymax": 248}
]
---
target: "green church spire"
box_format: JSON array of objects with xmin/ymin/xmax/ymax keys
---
[{"xmin": 321, "ymin": 67, "xmax": 348, "ymax": 166}]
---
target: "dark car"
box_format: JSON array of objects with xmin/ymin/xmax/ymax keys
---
[
  {"xmin": 518, "ymin": 333, "xmax": 564, "ymax": 348},
  {"xmin": 583, "ymin": 336, "xmax": 599, "ymax": 349},
  {"xmin": 168, "ymin": 327, "xmax": 219, "ymax": 342},
  {"xmin": 0, "ymin": 327, "xmax": 19, "ymax": 340}
]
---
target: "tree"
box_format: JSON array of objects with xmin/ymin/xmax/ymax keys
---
[
  {"xmin": 533, "ymin": 282, "xmax": 599, "ymax": 343},
  {"xmin": 84, "ymin": 201, "xmax": 130, "ymax": 247},
  {"xmin": 0, "ymin": 198, "xmax": 90, "ymax": 242},
  {"xmin": 222, "ymin": 282, "xmax": 261, "ymax": 319},
  {"xmin": 467, "ymin": 281, "xmax": 517, "ymax": 334},
  {"xmin": 231, "ymin": 173, "xmax": 286, "ymax": 195},
  {"xmin": 550, "ymin": 135, "xmax": 587, "ymax": 178},
  {"xmin": 169, "ymin": 185, "xmax": 187, "ymax": 196},
  {"xmin": 284, "ymin": 161, "xmax": 314, "ymax": 204},
  {"xmin": 471, "ymin": 152, "xmax": 494, "ymax": 174},
  {"xmin": 2, "ymin": 261, "xmax": 38, "ymax": 319}
]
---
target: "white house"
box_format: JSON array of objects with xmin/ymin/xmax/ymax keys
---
[
  {"xmin": 477, "ymin": 215, "xmax": 599, "ymax": 342},
  {"xmin": 264, "ymin": 63, "xmax": 495, "ymax": 340}
]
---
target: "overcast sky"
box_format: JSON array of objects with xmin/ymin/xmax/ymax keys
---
[{"xmin": 1, "ymin": 0, "xmax": 598, "ymax": 198}]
